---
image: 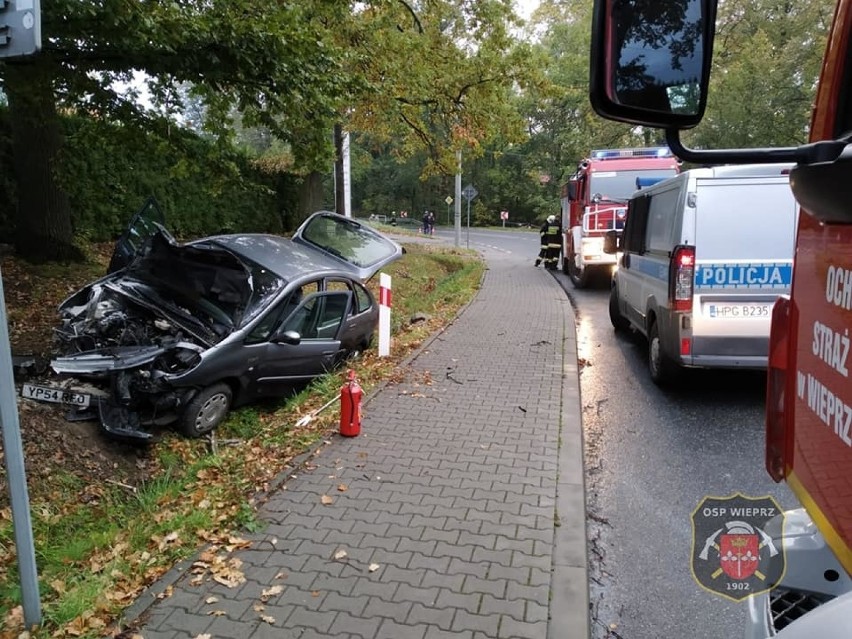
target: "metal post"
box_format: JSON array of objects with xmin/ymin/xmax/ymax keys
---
[
  {"xmin": 466, "ymin": 197, "xmax": 471, "ymax": 249},
  {"xmin": 454, "ymin": 151, "xmax": 462, "ymax": 247},
  {"xmin": 0, "ymin": 267, "xmax": 41, "ymax": 628}
]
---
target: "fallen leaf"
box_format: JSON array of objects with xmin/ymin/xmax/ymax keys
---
[
  {"xmin": 274, "ymin": 571, "xmax": 288, "ymax": 580},
  {"xmin": 321, "ymin": 495, "xmax": 334, "ymax": 505},
  {"xmin": 337, "ymin": 484, "xmax": 348, "ymax": 492},
  {"xmin": 333, "ymin": 549, "xmax": 348, "ymax": 560},
  {"xmin": 260, "ymin": 614, "xmax": 276, "ymax": 625},
  {"xmin": 208, "ymin": 610, "xmax": 226, "ymax": 617},
  {"xmin": 205, "ymin": 596, "xmax": 219, "ymax": 604},
  {"xmin": 311, "ymin": 590, "xmax": 321, "ymax": 597},
  {"xmin": 261, "ymin": 584, "xmax": 284, "ymax": 602},
  {"xmin": 368, "ymin": 563, "xmax": 380, "ymax": 572},
  {"xmin": 253, "ymin": 603, "xmax": 266, "ymax": 612},
  {"xmin": 193, "ymin": 635, "xmax": 212, "ymax": 639}
]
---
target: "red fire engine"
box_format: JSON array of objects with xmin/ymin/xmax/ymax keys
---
[
  {"xmin": 561, "ymin": 147, "xmax": 679, "ymax": 288},
  {"xmin": 590, "ymin": 0, "xmax": 852, "ymax": 635}
]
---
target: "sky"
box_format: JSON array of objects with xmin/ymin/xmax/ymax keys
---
[{"xmin": 516, "ymin": 0, "xmax": 540, "ymax": 20}]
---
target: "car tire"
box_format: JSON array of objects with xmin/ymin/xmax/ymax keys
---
[
  {"xmin": 180, "ymin": 383, "xmax": 232, "ymax": 438},
  {"xmin": 648, "ymin": 321, "xmax": 677, "ymax": 386},
  {"xmin": 609, "ymin": 287, "xmax": 629, "ymax": 331},
  {"xmin": 568, "ymin": 253, "xmax": 590, "ymax": 289}
]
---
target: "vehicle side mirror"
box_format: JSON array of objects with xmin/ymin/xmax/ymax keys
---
[
  {"xmin": 272, "ymin": 330, "xmax": 301, "ymax": 345},
  {"xmin": 603, "ymin": 231, "xmax": 621, "ymax": 255},
  {"xmin": 589, "ymin": 0, "xmax": 716, "ymax": 129},
  {"xmin": 567, "ymin": 182, "xmax": 578, "ymax": 201}
]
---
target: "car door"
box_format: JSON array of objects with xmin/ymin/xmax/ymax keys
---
[
  {"xmin": 617, "ymin": 194, "xmax": 650, "ymax": 328},
  {"xmin": 250, "ymin": 291, "xmax": 353, "ymax": 397},
  {"xmin": 292, "ymin": 211, "xmax": 403, "ymax": 280},
  {"xmin": 325, "ymin": 278, "xmax": 377, "ymax": 351},
  {"xmin": 108, "ymin": 197, "xmax": 176, "ymax": 273}
]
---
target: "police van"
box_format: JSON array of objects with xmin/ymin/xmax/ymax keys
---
[{"xmin": 605, "ymin": 164, "xmax": 797, "ymax": 385}]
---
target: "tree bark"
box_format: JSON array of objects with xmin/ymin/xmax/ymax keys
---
[
  {"xmin": 299, "ymin": 171, "xmax": 326, "ymax": 220},
  {"xmin": 4, "ymin": 60, "xmax": 81, "ymax": 262}
]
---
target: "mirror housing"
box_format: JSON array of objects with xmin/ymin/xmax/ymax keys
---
[
  {"xmin": 589, "ymin": 0, "xmax": 717, "ymax": 129},
  {"xmin": 272, "ymin": 330, "xmax": 301, "ymax": 345},
  {"xmin": 567, "ymin": 182, "xmax": 578, "ymax": 201},
  {"xmin": 603, "ymin": 230, "xmax": 621, "ymax": 255}
]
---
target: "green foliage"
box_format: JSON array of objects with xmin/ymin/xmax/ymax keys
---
[{"xmin": 685, "ymin": 0, "xmax": 833, "ymax": 149}]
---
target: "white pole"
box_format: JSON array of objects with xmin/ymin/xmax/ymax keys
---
[
  {"xmin": 343, "ymin": 131, "xmax": 352, "ymax": 218},
  {"xmin": 454, "ymin": 150, "xmax": 462, "ymax": 247},
  {"xmin": 378, "ymin": 273, "xmax": 391, "ymax": 357}
]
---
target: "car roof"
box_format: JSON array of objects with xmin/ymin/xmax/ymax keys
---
[{"xmin": 205, "ymin": 233, "xmax": 357, "ymax": 280}]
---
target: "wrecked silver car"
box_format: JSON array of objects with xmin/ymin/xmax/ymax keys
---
[{"xmin": 50, "ymin": 199, "xmax": 402, "ymax": 441}]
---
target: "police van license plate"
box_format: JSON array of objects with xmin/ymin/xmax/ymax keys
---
[
  {"xmin": 21, "ymin": 384, "xmax": 91, "ymax": 408},
  {"xmin": 705, "ymin": 303, "xmax": 772, "ymax": 318}
]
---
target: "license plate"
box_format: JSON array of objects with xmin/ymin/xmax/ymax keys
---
[
  {"xmin": 21, "ymin": 384, "xmax": 91, "ymax": 408},
  {"xmin": 705, "ymin": 303, "xmax": 772, "ymax": 319}
]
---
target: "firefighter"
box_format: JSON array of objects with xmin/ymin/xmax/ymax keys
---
[{"xmin": 536, "ymin": 214, "xmax": 562, "ymax": 270}]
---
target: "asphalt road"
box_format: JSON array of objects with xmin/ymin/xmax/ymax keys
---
[{"xmin": 438, "ymin": 228, "xmax": 797, "ymax": 639}]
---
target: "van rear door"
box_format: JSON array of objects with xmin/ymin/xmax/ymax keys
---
[{"xmin": 690, "ymin": 176, "xmax": 797, "ymax": 368}]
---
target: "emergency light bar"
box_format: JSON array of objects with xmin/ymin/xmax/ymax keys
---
[
  {"xmin": 636, "ymin": 176, "xmax": 670, "ymax": 189},
  {"xmin": 591, "ymin": 147, "xmax": 673, "ymax": 159}
]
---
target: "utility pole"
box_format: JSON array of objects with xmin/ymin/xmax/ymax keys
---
[{"xmin": 454, "ymin": 150, "xmax": 462, "ymax": 247}]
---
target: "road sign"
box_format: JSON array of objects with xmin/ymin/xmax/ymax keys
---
[
  {"xmin": 445, "ymin": 196, "xmax": 453, "ymax": 205},
  {"xmin": 500, "ymin": 210, "xmax": 509, "ymax": 220},
  {"xmin": 462, "ymin": 184, "xmax": 478, "ymax": 201}
]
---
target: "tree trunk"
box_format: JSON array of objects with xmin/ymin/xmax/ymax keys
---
[
  {"xmin": 4, "ymin": 60, "xmax": 81, "ymax": 262},
  {"xmin": 298, "ymin": 171, "xmax": 326, "ymax": 219}
]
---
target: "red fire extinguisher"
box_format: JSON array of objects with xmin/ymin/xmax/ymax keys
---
[{"xmin": 339, "ymin": 369, "xmax": 362, "ymax": 437}]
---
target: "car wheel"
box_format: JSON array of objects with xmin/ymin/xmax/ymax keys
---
[
  {"xmin": 609, "ymin": 287, "xmax": 629, "ymax": 331},
  {"xmin": 180, "ymin": 383, "xmax": 232, "ymax": 437},
  {"xmin": 648, "ymin": 321, "xmax": 677, "ymax": 386}
]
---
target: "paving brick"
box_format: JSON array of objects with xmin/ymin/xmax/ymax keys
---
[
  {"xmin": 435, "ymin": 588, "xmax": 481, "ymax": 613},
  {"xmin": 283, "ymin": 608, "xmax": 337, "ymax": 633},
  {"xmin": 498, "ymin": 616, "xmax": 548, "ymax": 639},
  {"xmin": 462, "ymin": 575, "xmax": 507, "ymax": 598},
  {"xmin": 406, "ymin": 602, "xmax": 455, "ymax": 629},
  {"xmin": 452, "ymin": 609, "xmax": 500, "ymax": 635},
  {"xmin": 327, "ymin": 611, "xmax": 382, "ymax": 638},
  {"xmin": 391, "ymin": 583, "xmax": 440, "ymax": 606},
  {"xmin": 375, "ymin": 620, "xmax": 428, "ymax": 639}
]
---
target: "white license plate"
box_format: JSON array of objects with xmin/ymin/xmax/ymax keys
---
[
  {"xmin": 21, "ymin": 384, "xmax": 91, "ymax": 408},
  {"xmin": 705, "ymin": 303, "xmax": 772, "ymax": 319}
]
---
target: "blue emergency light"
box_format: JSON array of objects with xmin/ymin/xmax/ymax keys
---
[
  {"xmin": 635, "ymin": 176, "xmax": 670, "ymax": 189},
  {"xmin": 591, "ymin": 147, "xmax": 673, "ymax": 160}
]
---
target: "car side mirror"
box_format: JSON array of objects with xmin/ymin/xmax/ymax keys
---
[
  {"xmin": 589, "ymin": 0, "xmax": 716, "ymax": 129},
  {"xmin": 603, "ymin": 230, "xmax": 621, "ymax": 255},
  {"xmin": 272, "ymin": 330, "xmax": 301, "ymax": 345}
]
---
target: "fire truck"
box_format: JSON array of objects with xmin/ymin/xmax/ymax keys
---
[
  {"xmin": 589, "ymin": 0, "xmax": 852, "ymax": 636},
  {"xmin": 560, "ymin": 147, "xmax": 679, "ymax": 288}
]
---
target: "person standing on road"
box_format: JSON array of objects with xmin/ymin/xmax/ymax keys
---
[
  {"xmin": 536, "ymin": 214, "xmax": 562, "ymax": 269},
  {"xmin": 427, "ymin": 211, "xmax": 436, "ymax": 235}
]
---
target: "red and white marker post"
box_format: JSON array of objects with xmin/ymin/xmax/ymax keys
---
[{"xmin": 378, "ymin": 273, "xmax": 391, "ymax": 357}]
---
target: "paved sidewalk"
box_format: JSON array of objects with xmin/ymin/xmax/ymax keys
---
[{"xmin": 126, "ymin": 241, "xmax": 588, "ymax": 639}]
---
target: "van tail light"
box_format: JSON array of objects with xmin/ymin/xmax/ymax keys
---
[
  {"xmin": 669, "ymin": 246, "xmax": 695, "ymax": 312},
  {"xmin": 766, "ymin": 296, "xmax": 792, "ymax": 482}
]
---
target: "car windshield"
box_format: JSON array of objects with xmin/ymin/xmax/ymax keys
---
[{"xmin": 589, "ymin": 169, "xmax": 678, "ymax": 201}]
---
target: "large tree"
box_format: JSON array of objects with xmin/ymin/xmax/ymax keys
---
[{"xmin": 4, "ymin": 0, "xmax": 350, "ymax": 261}]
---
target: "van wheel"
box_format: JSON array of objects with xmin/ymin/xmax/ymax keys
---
[
  {"xmin": 609, "ymin": 287, "xmax": 629, "ymax": 331},
  {"xmin": 568, "ymin": 250, "xmax": 590, "ymax": 288},
  {"xmin": 648, "ymin": 322, "xmax": 677, "ymax": 386},
  {"xmin": 180, "ymin": 383, "xmax": 232, "ymax": 437}
]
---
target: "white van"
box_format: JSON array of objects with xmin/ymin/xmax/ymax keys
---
[{"xmin": 605, "ymin": 164, "xmax": 797, "ymax": 384}]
